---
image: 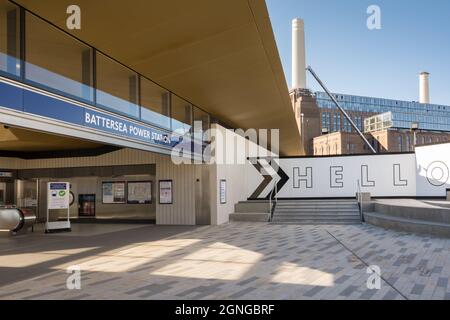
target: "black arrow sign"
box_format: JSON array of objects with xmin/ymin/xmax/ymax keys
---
[{"xmin": 248, "ymin": 158, "xmax": 289, "ymax": 200}]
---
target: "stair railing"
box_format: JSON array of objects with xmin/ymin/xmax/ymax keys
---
[
  {"xmin": 269, "ymin": 183, "xmax": 278, "ymax": 222},
  {"xmin": 356, "ymin": 179, "xmax": 365, "ymax": 222}
]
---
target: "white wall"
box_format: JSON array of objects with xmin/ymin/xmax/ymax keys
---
[
  {"xmin": 246, "ymin": 153, "xmax": 417, "ymax": 198},
  {"xmin": 415, "ymin": 143, "xmax": 450, "ymax": 197},
  {"xmin": 244, "ymin": 143, "xmax": 450, "ymax": 199},
  {"xmin": 209, "ymin": 124, "xmax": 275, "ymax": 225}
]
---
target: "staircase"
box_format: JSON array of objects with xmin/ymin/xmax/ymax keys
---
[
  {"xmin": 271, "ymin": 199, "xmax": 362, "ymax": 225},
  {"xmin": 229, "ymin": 201, "xmax": 270, "ymax": 222}
]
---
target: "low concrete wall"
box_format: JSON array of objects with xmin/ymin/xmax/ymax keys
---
[{"xmin": 374, "ymin": 202, "xmax": 450, "ymax": 224}]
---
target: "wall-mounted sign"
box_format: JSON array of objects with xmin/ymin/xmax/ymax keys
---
[
  {"xmin": 85, "ymin": 110, "xmax": 177, "ymax": 148},
  {"xmin": 0, "ymin": 172, "xmax": 14, "ymax": 178},
  {"xmin": 220, "ymin": 180, "xmax": 227, "ymax": 204},
  {"xmin": 0, "ymin": 79, "xmax": 210, "ymax": 158},
  {"xmin": 128, "ymin": 181, "xmax": 152, "ymax": 204},
  {"xmin": 102, "ymin": 182, "xmax": 126, "ymax": 204},
  {"xmin": 159, "ymin": 180, "xmax": 173, "ymax": 204}
]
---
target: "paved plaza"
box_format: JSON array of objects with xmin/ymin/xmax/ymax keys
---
[{"xmin": 0, "ymin": 222, "xmax": 449, "ymax": 300}]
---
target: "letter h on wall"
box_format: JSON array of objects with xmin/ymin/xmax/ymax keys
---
[{"xmin": 293, "ymin": 167, "xmax": 313, "ymax": 189}]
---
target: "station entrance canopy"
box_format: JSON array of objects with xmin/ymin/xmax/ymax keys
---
[{"xmin": 13, "ymin": 0, "xmax": 301, "ymax": 156}]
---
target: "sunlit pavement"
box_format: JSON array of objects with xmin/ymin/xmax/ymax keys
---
[{"xmin": 0, "ymin": 222, "xmax": 449, "ymax": 300}]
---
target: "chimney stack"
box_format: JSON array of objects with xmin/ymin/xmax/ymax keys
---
[
  {"xmin": 419, "ymin": 72, "xmax": 430, "ymax": 104},
  {"xmin": 292, "ymin": 18, "xmax": 306, "ymax": 90}
]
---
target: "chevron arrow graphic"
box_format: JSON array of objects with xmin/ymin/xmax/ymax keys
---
[{"xmin": 248, "ymin": 158, "xmax": 289, "ymax": 200}]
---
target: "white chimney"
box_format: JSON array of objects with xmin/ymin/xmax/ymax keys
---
[
  {"xmin": 292, "ymin": 18, "xmax": 306, "ymax": 90},
  {"xmin": 419, "ymin": 72, "xmax": 430, "ymax": 104}
]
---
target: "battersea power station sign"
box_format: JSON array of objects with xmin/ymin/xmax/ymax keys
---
[
  {"xmin": 84, "ymin": 110, "xmax": 174, "ymax": 147},
  {"xmin": 247, "ymin": 144, "xmax": 450, "ymax": 199}
]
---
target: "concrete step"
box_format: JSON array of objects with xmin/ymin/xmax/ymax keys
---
[
  {"xmin": 276, "ymin": 205, "xmax": 358, "ymax": 210},
  {"xmin": 275, "ymin": 209, "xmax": 359, "ymax": 214},
  {"xmin": 274, "ymin": 214, "xmax": 360, "ymax": 219},
  {"xmin": 277, "ymin": 201, "xmax": 357, "ymax": 206},
  {"xmin": 275, "ymin": 209, "xmax": 359, "ymax": 215},
  {"xmin": 272, "ymin": 220, "xmax": 362, "ymax": 225},
  {"xmin": 374, "ymin": 203, "xmax": 450, "ymax": 224},
  {"xmin": 229, "ymin": 212, "xmax": 270, "ymax": 222},
  {"xmin": 235, "ymin": 201, "xmax": 270, "ymax": 214},
  {"xmin": 364, "ymin": 212, "xmax": 450, "ymax": 238},
  {"xmin": 270, "ymin": 199, "xmax": 360, "ymax": 225},
  {"xmin": 273, "ymin": 215, "xmax": 360, "ymax": 220},
  {"xmin": 276, "ymin": 203, "xmax": 358, "ymax": 206}
]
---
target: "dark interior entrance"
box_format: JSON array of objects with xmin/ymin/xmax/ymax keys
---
[{"xmin": 78, "ymin": 194, "xmax": 96, "ymax": 217}]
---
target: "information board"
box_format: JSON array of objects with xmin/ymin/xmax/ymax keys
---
[
  {"xmin": 48, "ymin": 182, "xmax": 70, "ymax": 209},
  {"xmin": 159, "ymin": 180, "xmax": 173, "ymax": 204},
  {"xmin": 103, "ymin": 182, "xmax": 126, "ymax": 204},
  {"xmin": 220, "ymin": 180, "xmax": 227, "ymax": 204},
  {"xmin": 46, "ymin": 182, "xmax": 71, "ymax": 233},
  {"xmin": 128, "ymin": 181, "xmax": 152, "ymax": 204}
]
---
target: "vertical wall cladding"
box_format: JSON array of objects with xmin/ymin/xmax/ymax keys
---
[
  {"xmin": 156, "ymin": 160, "xmax": 196, "ymax": 226},
  {"xmin": 0, "ymin": 157, "xmax": 20, "ymax": 169},
  {"xmin": 4, "ymin": 148, "xmax": 196, "ymax": 225}
]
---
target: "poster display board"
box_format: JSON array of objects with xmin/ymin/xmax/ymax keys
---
[
  {"xmin": 159, "ymin": 180, "xmax": 173, "ymax": 204},
  {"xmin": 46, "ymin": 182, "xmax": 71, "ymax": 233},
  {"xmin": 220, "ymin": 180, "xmax": 227, "ymax": 204},
  {"xmin": 128, "ymin": 181, "xmax": 152, "ymax": 204},
  {"xmin": 102, "ymin": 182, "xmax": 126, "ymax": 204}
]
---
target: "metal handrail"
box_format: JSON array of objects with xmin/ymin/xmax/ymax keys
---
[
  {"xmin": 356, "ymin": 179, "xmax": 364, "ymax": 222},
  {"xmin": 269, "ymin": 183, "xmax": 278, "ymax": 222}
]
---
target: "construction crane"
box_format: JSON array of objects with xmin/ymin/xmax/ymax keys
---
[{"xmin": 307, "ymin": 66, "xmax": 377, "ymax": 154}]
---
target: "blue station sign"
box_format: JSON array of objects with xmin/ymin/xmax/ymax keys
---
[
  {"xmin": 0, "ymin": 79, "xmax": 182, "ymax": 150},
  {"xmin": 84, "ymin": 110, "xmax": 176, "ymax": 148}
]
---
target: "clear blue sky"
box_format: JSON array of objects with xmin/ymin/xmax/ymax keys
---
[{"xmin": 266, "ymin": 0, "xmax": 450, "ymax": 105}]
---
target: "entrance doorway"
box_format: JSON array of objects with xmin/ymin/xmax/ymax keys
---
[{"xmin": 78, "ymin": 194, "xmax": 96, "ymax": 217}]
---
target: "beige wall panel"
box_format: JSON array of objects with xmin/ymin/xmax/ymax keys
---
[{"xmin": 0, "ymin": 157, "xmax": 21, "ymax": 169}]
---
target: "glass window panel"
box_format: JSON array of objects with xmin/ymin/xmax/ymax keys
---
[
  {"xmin": 171, "ymin": 95, "xmax": 192, "ymax": 135},
  {"xmin": 25, "ymin": 13, "xmax": 93, "ymax": 102},
  {"xmin": 193, "ymin": 106, "xmax": 210, "ymax": 140},
  {"xmin": 0, "ymin": 0, "xmax": 20, "ymax": 77},
  {"xmin": 96, "ymin": 52, "xmax": 139, "ymax": 118},
  {"xmin": 140, "ymin": 77, "xmax": 171, "ymax": 129}
]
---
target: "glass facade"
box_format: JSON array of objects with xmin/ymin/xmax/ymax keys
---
[
  {"xmin": 96, "ymin": 52, "xmax": 139, "ymax": 118},
  {"xmin": 171, "ymin": 95, "xmax": 192, "ymax": 135},
  {"xmin": 25, "ymin": 12, "xmax": 94, "ymax": 102},
  {"xmin": 364, "ymin": 112, "xmax": 393, "ymax": 133},
  {"xmin": 0, "ymin": 0, "xmax": 20, "ymax": 77},
  {"xmin": 140, "ymin": 77, "xmax": 171, "ymax": 130},
  {"xmin": 316, "ymin": 91, "xmax": 450, "ymax": 133},
  {"xmin": 193, "ymin": 106, "xmax": 210, "ymax": 141},
  {"xmin": 0, "ymin": 1, "xmax": 213, "ymax": 148}
]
